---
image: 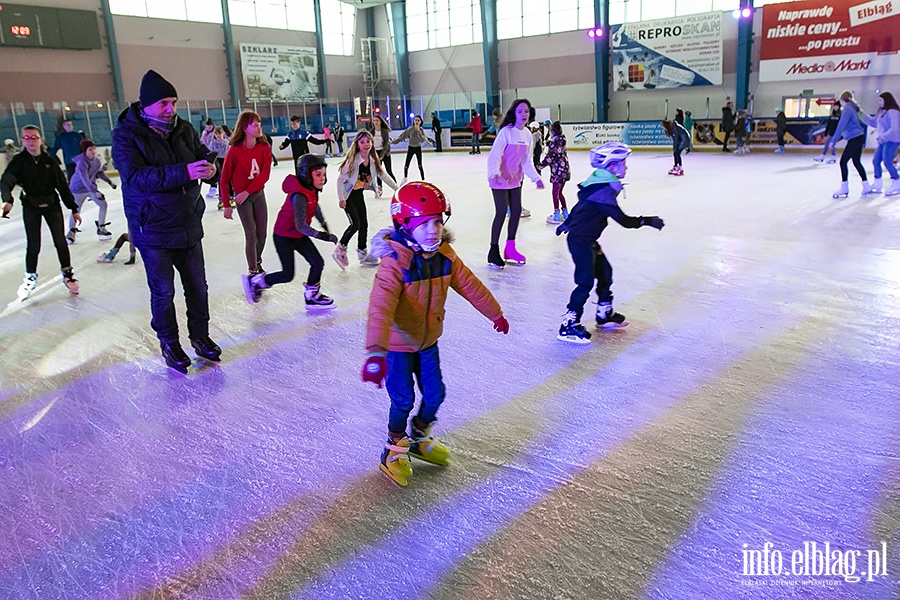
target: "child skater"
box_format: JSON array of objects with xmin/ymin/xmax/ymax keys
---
[
  {"xmin": 362, "ymin": 182, "xmax": 510, "ymax": 487},
  {"xmin": 97, "ymin": 231, "xmax": 137, "ymax": 265},
  {"xmin": 220, "ymin": 110, "xmax": 272, "ymax": 275},
  {"xmin": 555, "ymin": 142, "xmax": 665, "ymax": 343},
  {"xmin": 863, "ymin": 91, "xmax": 900, "ymax": 196},
  {"xmin": 242, "ymin": 154, "xmax": 338, "ymax": 309},
  {"xmin": 486, "ymin": 98, "xmax": 545, "ymax": 268},
  {"xmin": 334, "ymin": 131, "xmax": 399, "ymax": 269},
  {"xmin": 1, "ymin": 125, "xmax": 82, "ymax": 298},
  {"xmin": 66, "ymin": 139, "xmax": 117, "ymax": 243},
  {"xmin": 831, "ymin": 91, "xmax": 874, "ymax": 198},
  {"xmin": 814, "ymin": 103, "xmax": 841, "ymax": 163},
  {"xmin": 661, "ymin": 119, "xmax": 689, "ymax": 175},
  {"xmin": 391, "ymin": 115, "xmax": 433, "ymax": 183},
  {"xmin": 371, "ymin": 115, "xmax": 395, "ymax": 195},
  {"xmin": 539, "ymin": 121, "xmax": 571, "ymax": 224},
  {"xmin": 206, "ymin": 126, "xmax": 229, "ymax": 204}
]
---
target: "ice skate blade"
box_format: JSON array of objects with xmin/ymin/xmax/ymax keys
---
[
  {"xmin": 409, "ymin": 449, "xmax": 450, "ymax": 466},
  {"xmin": 379, "ymin": 464, "xmax": 410, "ymax": 487},
  {"xmin": 488, "ymin": 262, "xmax": 505, "ymax": 269},
  {"xmin": 557, "ymin": 333, "xmax": 591, "ymax": 344},
  {"xmin": 832, "ymin": 193, "xmax": 848, "ymax": 199},
  {"xmin": 305, "ymin": 304, "xmax": 336, "ymax": 312},
  {"xmin": 504, "ymin": 259, "xmax": 526, "ymax": 265},
  {"xmin": 598, "ymin": 321, "xmax": 628, "ymax": 329}
]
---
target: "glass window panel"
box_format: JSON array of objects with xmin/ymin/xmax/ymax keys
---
[
  {"xmin": 609, "ymin": 0, "xmax": 625, "ymax": 23},
  {"xmin": 109, "ymin": 0, "xmax": 148, "ymax": 17},
  {"xmin": 623, "ymin": 0, "xmax": 641, "ymax": 22},
  {"xmin": 578, "ymin": 4, "xmax": 595, "ymax": 29},
  {"xmin": 522, "ymin": 13, "xmax": 548, "ymax": 36},
  {"xmin": 550, "ymin": 9, "xmax": 578, "ymax": 33},
  {"xmin": 555, "ymin": 0, "xmax": 578, "ymax": 9},
  {"xmin": 186, "ymin": 0, "xmax": 223, "ymax": 22},
  {"xmin": 147, "ymin": 0, "xmax": 188, "ymax": 20},
  {"xmin": 712, "ymin": 0, "xmax": 739, "ymax": 9},
  {"xmin": 523, "ymin": 0, "xmax": 549, "ymax": 16},
  {"xmin": 256, "ymin": 1, "xmax": 287, "ymax": 29},
  {"xmin": 497, "ymin": 0, "xmax": 522, "ymax": 19},
  {"xmin": 450, "ymin": 25, "xmax": 472, "ymax": 46},
  {"xmin": 228, "ymin": 0, "xmax": 257, "ymax": 25},
  {"xmin": 406, "ymin": 0, "xmax": 426, "ymax": 16},
  {"xmin": 675, "ymin": 0, "xmax": 712, "ymax": 16},
  {"xmin": 647, "ymin": 0, "xmax": 677, "ymax": 18},
  {"xmin": 286, "ymin": 0, "xmax": 316, "ymax": 30},
  {"xmin": 408, "ymin": 31, "xmax": 428, "ymax": 51},
  {"xmin": 497, "ymin": 17, "xmax": 522, "ymax": 39},
  {"xmin": 449, "ymin": 9, "xmax": 472, "ymax": 27},
  {"xmin": 433, "ymin": 26, "xmax": 450, "ymax": 47},
  {"xmin": 408, "ymin": 13, "xmax": 428, "ymax": 35}
]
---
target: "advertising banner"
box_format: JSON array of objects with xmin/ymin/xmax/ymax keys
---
[
  {"xmin": 611, "ymin": 12, "xmax": 722, "ymax": 91},
  {"xmin": 759, "ymin": 0, "xmax": 900, "ymax": 81},
  {"xmin": 563, "ymin": 122, "xmax": 672, "ymax": 147},
  {"xmin": 239, "ymin": 43, "xmax": 318, "ymax": 101}
]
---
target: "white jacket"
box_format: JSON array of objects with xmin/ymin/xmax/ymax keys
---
[
  {"xmin": 336, "ymin": 153, "xmax": 398, "ymax": 202},
  {"xmin": 486, "ymin": 125, "xmax": 542, "ymax": 190}
]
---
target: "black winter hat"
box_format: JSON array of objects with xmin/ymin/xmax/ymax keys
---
[{"xmin": 140, "ymin": 70, "xmax": 178, "ymax": 107}]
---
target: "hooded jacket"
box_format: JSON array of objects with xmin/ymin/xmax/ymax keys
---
[
  {"xmin": 336, "ymin": 153, "xmax": 397, "ymax": 202},
  {"xmin": 559, "ymin": 169, "xmax": 647, "ymax": 240},
  {"xmin": 69, "ymin": 153, "xmax": 113, "ymax": 196},
  {"xmin": 111, "ymin": 102, "xmax": 210, "ymax": 249},
  {"xmin": 273, "ymin": 174, "xmax": 328, "ymax": 239},
  {"xmin": 366, "ymin": 227, "xmax": 502, "ymax": 354}
]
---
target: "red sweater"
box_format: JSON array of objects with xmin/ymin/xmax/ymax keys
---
[
  {"xmin": 219, "ymin": 142, "xmax": 272, "ymax": 208},
  {"xmin": 466, "ymin": 116, "xmax": 484, "ymax": 134}
]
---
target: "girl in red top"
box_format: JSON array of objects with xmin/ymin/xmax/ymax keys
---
[
  {"xmin": 466, "ymin": 109, "xmax": 484, "ymax": 154},
  {"xmin": 220, "ymin": 110, "xmax": 272, "ymax": 274},
  {"xmin": 242, "ymin": 154, "xmax": 338, "ymax": 309}
]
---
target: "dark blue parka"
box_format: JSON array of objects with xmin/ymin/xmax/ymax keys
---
[{"xmin": 111, "ymin": 102, "xmax": 209, "ymax": 249}]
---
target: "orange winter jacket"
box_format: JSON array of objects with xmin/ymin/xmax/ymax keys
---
[{"xmin": 366, "ymin": 228, "xmax": 503, "ymax": 354}]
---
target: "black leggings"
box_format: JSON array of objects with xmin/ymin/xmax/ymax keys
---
[
  {"xmin": 264, "ymin": 234, "xmax": 324, "ymax": 287},
  {"xmin": 404, "ymin": 146, "xmax": 424, "ymax": 179},
  {"xmin": 490, "ymin": 187, "xmax": 522, "ymax": 245},
  {"xmin": 840, "ymin": 136, "xmax": 867, "ymax": 182},
  {"xmin": 23, "ymin": 204, "xmax": 71, "ymax": 273},
  {"xmin": 340, "ymin": 190, "xmax": 368, "ymax": 250},
  {"xmin": 377, "ymin": 151, "xmax": 395, "ymax": 187},
  {"xmin": 673, "ymin": 148, "xmax": 683, "ymax": 167}
]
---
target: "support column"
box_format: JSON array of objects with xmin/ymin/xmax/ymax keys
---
[
  {"xmin": 221, "ymin": 0, "xmax": 241, "ymax": 106},
  {"xmin": 313, "ymin": 0, "xmax": 328, "ymax": 99},
  {"xmin": 735, "ymin": 0, "xmax": 755, "ymax": 111},
  {"xmin": 389, "ymin": 1, "xmax": 411, "ymax": 99},
  {"xmin": 480, "ymin": 0, "xmax": 500, "ymax": 115},
  {"xmin": 99, "ymin": 0, "xmax": 125, "ymax": 106},
  {"xmin": 594, "ymin": 0, "xmax": 610, "ymax": 122}
]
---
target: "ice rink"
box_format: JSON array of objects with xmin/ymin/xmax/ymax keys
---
[{"xmin": 1, "ymin": 148, "xmax": 898, "ymax": 598}]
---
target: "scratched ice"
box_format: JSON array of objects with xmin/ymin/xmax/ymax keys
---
[{"xmin": 0, "ymin": 150, "xmax": 898, "ymax": 599}]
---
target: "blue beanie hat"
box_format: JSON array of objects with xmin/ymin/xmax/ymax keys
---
[{"xmin": 140, "ymin": 70, "xmax": 178, "ymax": 108}]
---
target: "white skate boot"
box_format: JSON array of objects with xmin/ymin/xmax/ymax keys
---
[
  {"xmin": 17, "ymin": 273, "xmax": 37, "ymax": 300},
  {"xmin": 832, "ymin": 182, "xmax": 849, "ymax": 199},
  {"xmin": 885, "ymin": 179, "xmax": 900, "ymax": 197},
  {"xmin": 861, "ymin": 181, "xmax": 877, "ymax": 196}
]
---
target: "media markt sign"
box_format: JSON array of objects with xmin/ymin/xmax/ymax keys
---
[{"xmin": 758, "ymin": 0, "xmax": 899, "ymax": 81}]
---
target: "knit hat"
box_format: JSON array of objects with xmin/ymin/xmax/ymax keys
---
[
  {"xmin": 140, "ymin": 70, "xmax": 178, "ymax": 107},
  {"xmin": 79, "ymin": 139, "xmax": 96, "ymax": 154}
]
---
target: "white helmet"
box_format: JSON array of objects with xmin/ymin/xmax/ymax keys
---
[{"xmin": 590, "ymin": 141, "xmax": 632, "ymax": 169}]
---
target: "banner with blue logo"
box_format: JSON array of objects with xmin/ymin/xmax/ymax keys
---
[{"xmin": 611, "ymin": 12, "xmax": 723, "ymax": 90}]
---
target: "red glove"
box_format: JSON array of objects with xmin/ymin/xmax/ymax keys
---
[
  {"xmin": 362, "ymin": 355, "xmax": 387, "ymax": 388},
  {"xmin": 492, "ymin": 315, "xmax": 509, "ymax": 334}
]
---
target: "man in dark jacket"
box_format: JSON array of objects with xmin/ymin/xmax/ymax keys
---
[
  {"xmin": 111, "ymin": 69, "xmax": 221, "ymax": 373},
  {"xmin": 775, "ymin": 108, "xmax": 788, "ymax": 153},
  {"xmin": 50, "ymin": 120, "xmax": 83, "ymax": 180},
  {"xmin": 721, "ymin": 101, "xmax": 735, "ymax": 152},
  {"xmin": 431, "ymin": 112, "xmax": 442, "ymax": 152}
]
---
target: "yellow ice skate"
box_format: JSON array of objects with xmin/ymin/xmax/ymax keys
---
[
  {"xmin": 409, "ymin": 421, "xmax": 450, "ymax": 466},
  {"xmin": 380, "ymin": 437, "xmax": 413, "ymax": 487}
]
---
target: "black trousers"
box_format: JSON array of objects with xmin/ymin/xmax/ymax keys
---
[
  {"xmin": 264, "ymin": 234, "xmax": 324, "ymax": 287},
  {"xmin": 566, "ymin": 237, "xmax": 612, "ymax": 319},
  {"xmin": 23, "ymin": 203, "xmax": 71, "ymax": 273},
  {"xmin": 340, "ymin": 190, "xmax": 368, "ymax": 250},
  {"xmin": 404, "ymin": 146, "xmax": 424, "ymax": 179},
  {"xmin": 840, "ymin": 135, "xmax": 867, "ymax": 181},
  {"xmin": 139, "ymin": 243, "xmax": 210, "ymax": 344},
  {"xmin": 490, "ymin": 187, "xmax": 522, "ymax": 245},
  {"xmin": 434, "ymin": 131, "xmax": 442, "ymax": 152}
]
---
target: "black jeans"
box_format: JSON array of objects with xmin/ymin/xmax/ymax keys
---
[
  {"xmin": 434, "ymin": 131, "xmax": 442, "ymax": 152},
  {"xmin": 264, "ymin": 234, "xmax": 324, "ymax": 287},
  {"xmin": 340, "ymin": 190, "xmax": 368, "ymax": 250},
  {"xmin": 23, "ymin": 204, "xmax": 71, "ymax": 273},
  {"xmin": 490, "ymin": 187, "xmax": 522, "ymax": 245},
  {"xmin": 566, "ymin": 237, "xmax": 612, "ymax": 319},
  {"xmin": 722, "ymin": 130, "xmax": 731, "ymax": 150},
  {"xmin": 65, "ymin": 163, "xmax": 76, "ymax": 181},
  {"xmin": 404, "ymin": 146, "xmax": 424, "ymax": 179},
  {"xmin": 377, "ymin": 151, "xmax": 395, "ymax": 188},
  {"xmin": 840, "ymin": 135, "xmax": 867, "ymax": 181},
  {"xmin": 139, "ymin": 243, "xmax": 210, "ymax": 344}
]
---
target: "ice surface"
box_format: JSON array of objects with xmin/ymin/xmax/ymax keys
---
[{"xmin": 1, "ymin": 149, "xmax": 898, "ymax": 599}]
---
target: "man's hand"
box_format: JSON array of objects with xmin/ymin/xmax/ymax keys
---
[{"xmin": 187, "ymin": 160, "xmax": 216, "ymax": 181}]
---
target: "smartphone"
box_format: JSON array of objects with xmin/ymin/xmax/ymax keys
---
[{"xmin": 204, "ymin": 151, "xmax": 218, "ymax": 164}]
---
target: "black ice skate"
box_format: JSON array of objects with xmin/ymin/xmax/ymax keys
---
[
  {"xmin": 96, "ymin": 220, "xmax": 113, "ymax": 241},
  {"xmin": 161, "ymin": 342, "xmax": 191, "ymax": 373},
  {"xmin": 487, "ymin": 244, "xmax": 505, "ymax": 269},
  {"xmin": 304, "ymin": 282, "xmax": 335, "ymax": 310},
  {"xmin": 191, "ymin": 336, "xmax": 222, "ymax": 362},
  {"xmin": 558, "ymin": 311, "xmax": 591, "ymax": 344},
  {"xmin": 596, "ymin": 302, "xmax": 628, "ymax": 329}
]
